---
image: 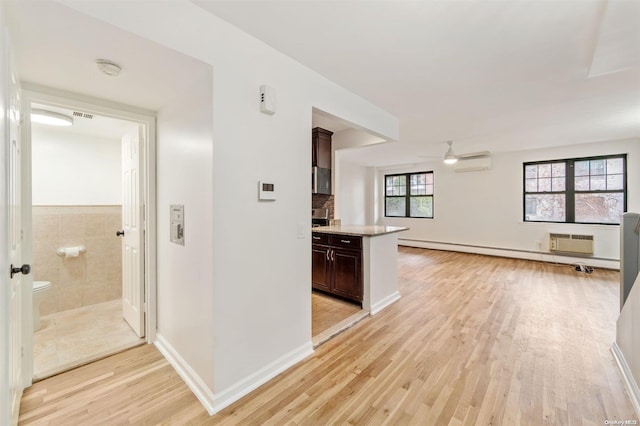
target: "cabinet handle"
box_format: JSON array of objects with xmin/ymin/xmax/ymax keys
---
[
  {"xmin": 341, "ymin": 239, "xmax": 350, "ymax": 244},
  {"xmin": 331, "ymin": 249, "xmax": 334, "ymax": 261},
  {"xmin": 326, "ymin": 249, "xmax": 330, "ymax": 260},
  {"xmin": 313, "ymin": 236, "xmax": 321, "ymax": 240}
]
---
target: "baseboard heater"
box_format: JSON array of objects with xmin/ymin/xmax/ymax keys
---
[{"xmin": 549, "ymin": 233, "xmax": 594, "ymax": 255}]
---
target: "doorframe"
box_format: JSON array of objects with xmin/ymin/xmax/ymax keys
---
[{"xmin": 20, "ymin": 84, "xmax": 157, "ymax": 386}]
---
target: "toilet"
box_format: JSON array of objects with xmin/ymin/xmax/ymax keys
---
[{"xmin": 33, "ymin": 281, "xmax": 52, "ymax": 332}]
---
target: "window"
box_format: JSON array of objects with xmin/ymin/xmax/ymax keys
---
[
  {"xmin": 523, "ymin": 154, "xmax": 626, "ymax": 224},
  {"xmin": 385, "ymin": 172, "xmax": 433, "ymax": 218}
]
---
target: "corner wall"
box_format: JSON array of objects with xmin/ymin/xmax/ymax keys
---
[
  {"xmin": 60, "ymin": 0, "xmax": 398, "ymax": 414},
  {"xmin": 156, "ymin": 66, "xmax": 214, "ymax": 392},
  {"xmin": 378, "ymin": 138, "xmax": 640, "ymax": 266}
]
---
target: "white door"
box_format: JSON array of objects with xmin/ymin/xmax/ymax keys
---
[
  {"xmin": 8, "ymin": 71, "xmax": 24, "ymax": 425},
  {"xmin": 121, "ymin": 126, "xmax": 145, "ymax": 337}
]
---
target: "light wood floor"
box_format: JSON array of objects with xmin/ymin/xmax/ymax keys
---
[
  {"xmin": 19, "ymin": 248, "xmax": 638, "ymax": 425},
  {"xmin": 312, "ymin": 290, "xmax": 362, "ymax": 337}
]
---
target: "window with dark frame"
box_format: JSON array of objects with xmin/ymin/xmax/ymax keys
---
[
  {"xmin": 523, "ymin": 154, "xmax": 626, "ymax": 224},
  {"xmin": 385, "ymin": 172, "xmax": 434, "ymax": 218}
]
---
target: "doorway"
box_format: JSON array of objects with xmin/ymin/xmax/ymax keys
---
[{"xmin": 22, "ymin": 91, "xmax": 157, "ymax": 382}]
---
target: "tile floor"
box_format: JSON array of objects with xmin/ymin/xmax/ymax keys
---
[{"xmin": 33, "ymin": 299, "xmax": 144, "ymax": 381}]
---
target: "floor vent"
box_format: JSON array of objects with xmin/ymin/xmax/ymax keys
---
[{"xmin": 549, "ymin": 233, "xmax": 594, "ymax": 255}]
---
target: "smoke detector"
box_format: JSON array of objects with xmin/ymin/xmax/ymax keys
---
[{"xmin": 96, "ymin": 59, "xmax": 122, "ymax": 77}]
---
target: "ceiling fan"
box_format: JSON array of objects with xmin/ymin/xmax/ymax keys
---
[{"xmin": 421, "ymin": 140, "xmax": 490, "ymax": 165}]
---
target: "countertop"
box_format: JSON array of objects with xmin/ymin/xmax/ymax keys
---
[{"xmin": 312, "ymin": 224, "xmax": 409, "ymax": 237}]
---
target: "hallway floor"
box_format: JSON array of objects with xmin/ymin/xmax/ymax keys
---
[
  {"xmin": 33, "ymin": 299, "xmax": 144, "ymax": 381},
  {"xmin": 311, "ymin": 291, "xmax": 368, "ymax": 347}
]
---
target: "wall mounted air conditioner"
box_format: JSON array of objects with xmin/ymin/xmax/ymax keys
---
[
  {"xmin": 453, "ymin": 156, "xmax": 491, "ymax": 173},
  {"xmin": 549, "ymin": 233, "xmax": 594, "ymax": 255}
]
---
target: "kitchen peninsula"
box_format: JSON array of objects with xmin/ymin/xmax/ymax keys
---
[{"xmin": 312, "ymin": 225, "xmax": 408, "ymax": 315}]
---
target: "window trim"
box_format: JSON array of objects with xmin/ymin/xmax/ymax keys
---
[
  {"xmin": 523, "ymin": 154, "xmax": 627, "ymax": 225},
  {"xmin": 384, "ymin": 171, "xmax": 434, "ymax": 219}
]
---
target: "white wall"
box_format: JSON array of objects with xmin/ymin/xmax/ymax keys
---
[
  {"xmin": 616, "ymin": 271, "xmax": 640, "ymax": 415},
  {"xmin": 0, "ymin": 3, "xmax": 11, "ymax": 422},
  {"xmin": 332, "ymin": 129, "xmax": 386, "ymax": 222},
  {"xmin": 31, "ymin": 128, "xmax": 121, "ymax": 205},
  {"xmin": 378, "ymin": 138, "xmax": 640, "ymax": 264},
  {"xmin": 335, "ymin": 159, "xmax": 375, "ymax": 225},
  {"xmin": 156, "ymin": 66, "xmax": 214, "ymax": 390},
  {"xmin": 60, "ymin": 0, "xmax": 399, "ymax": 414}
]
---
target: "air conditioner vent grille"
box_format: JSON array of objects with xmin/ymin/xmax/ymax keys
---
[
  {"xmin": 549, "ymin": 233, "xmax": 594, "ymax": 255},
  {"xmin": 572, "ymin": 234, "xmax": 594, "ymax": 241}
]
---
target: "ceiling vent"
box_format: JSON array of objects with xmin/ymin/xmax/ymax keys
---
[{"xmin": 73, "ymin": 111, "xmax": 94, "ymax": 119}]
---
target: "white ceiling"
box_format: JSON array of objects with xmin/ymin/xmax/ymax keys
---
[
  {"xmin": 196, "ymin": 0, "xmax": 640, "ymax": 166},
  {"xmin": 5, "ymin": 1, "xmax": 639, "ymax": 166},
  {"xmin": 6, "ymin": 1, "xmax": 211, "ymax": 113}
]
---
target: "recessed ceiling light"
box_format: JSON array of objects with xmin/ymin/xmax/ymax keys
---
[
  {"xmin": 96, "ymin": 59, "xmax": 122, "ymax": 77},
  {"xmin": 31, "ymin": 109, "xmax": 73, "ymax": 126}
]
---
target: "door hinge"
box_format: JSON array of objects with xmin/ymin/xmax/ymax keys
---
[
  {"xmin": 21, "ymin": 346, "xmax": 24, "ymax": 358},
  {"xmin": 20, "ymin": 229, "xmax": 24, "ymax": 241}
]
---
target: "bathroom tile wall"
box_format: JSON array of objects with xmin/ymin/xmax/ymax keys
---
[{"xmin": 33, "ymin": 206, "xmax": 122, "ymax": 315}]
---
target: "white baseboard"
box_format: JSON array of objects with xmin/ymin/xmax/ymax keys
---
[
  {"xmin": 212, "ymin": 342, "xmax": 313, "ymax": 414},
  {"xmin": 399, "ymin": 239, "xmax": 620, "ymax": 270},
  {"xmin": 370, "ymin": 291, "xmax": 401, "ymax": 315},
  {"xmin": 156, "ymin": 334, "xmax": 314, "ymax": 416},
  {"xmin": 154, "ymin": 334, "xmax": 216, "ymax": 415},
  {"xmin": 611, "ymin": 342, "xmax": 640, "ymax": 419}
]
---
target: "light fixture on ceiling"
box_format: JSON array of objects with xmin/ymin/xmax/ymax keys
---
[
  {"xmin": 31, "ymin": 109, "xmax": 73, "ymax": 126},
  {"xmin": 96, "ymin": 59, "xmax": 122, "ymax": 77},
  {"xmin": 443, "ymin": 141, "xmax": 458, "ymax": 164}
]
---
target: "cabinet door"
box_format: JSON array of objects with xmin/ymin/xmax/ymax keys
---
[
  {"xmin": 332, "ymin": 248, "xmax": 363, "ymax": 302},
  {"xmin": 312, "ymin": 244, "xmax": 331, "ymax": 292},
  {"xmin": 312, "ymin": 128, "xmax": 332, "ymax": 169}
]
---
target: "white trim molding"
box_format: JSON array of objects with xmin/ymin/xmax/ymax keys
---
[
  {"xmin": 370, "ymin": 291, "xmax": 401, "ymax": 315},
  {"xmin": 611, "ymin": 342, "xmax": 640, "ymax": 419},
  {"xmin": 155, "ymin": 334, "xmax": 314, "ymax": 416},
  {"xmin": 154, "ymin": 334, "xmax": 216, "ymax": 415},
  {"xmin": 212, "ymin": 342, "xmax": 314, "ymax": 414},
  {"xmin": 399, "ymin": 239, "xmax": 620, "ymax": 270}
]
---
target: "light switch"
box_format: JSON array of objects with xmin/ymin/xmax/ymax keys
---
[{"xmin": 170, "ymin": 205, "xmax": 184, "ymax": 245}]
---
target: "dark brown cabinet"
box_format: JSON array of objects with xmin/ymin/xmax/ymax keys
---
[
  {"xmin": 312, "ymin": 233, "xmax": 363, "ymax": 304},
  {"xmin": 312, "ymin": 127, "xmax": 333, "ymax": 169}
]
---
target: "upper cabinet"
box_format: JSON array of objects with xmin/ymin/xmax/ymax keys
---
[{"xmin": 312, "ymin": 127, "xmax": 333, "ymax": 169}]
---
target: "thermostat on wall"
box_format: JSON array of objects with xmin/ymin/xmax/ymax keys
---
[{"xmin": 258, "ymin": 180, "xmax": 277, "ymax": 201}]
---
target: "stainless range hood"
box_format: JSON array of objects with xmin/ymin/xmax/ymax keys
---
[{"xmin": 312, "ymin": 166, "xmax": 331, "ymax": 195}]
